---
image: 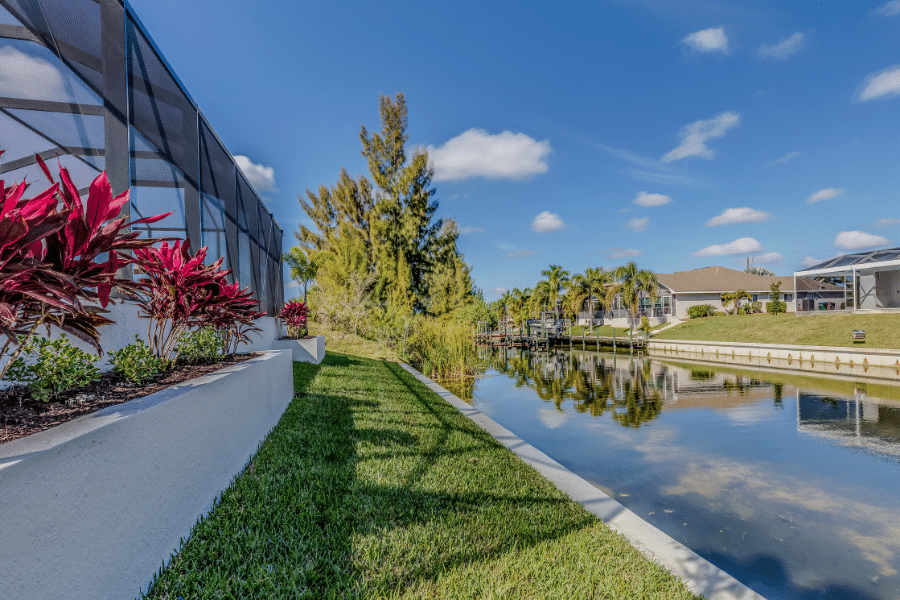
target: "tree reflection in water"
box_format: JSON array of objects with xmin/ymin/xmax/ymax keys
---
[{"xmin": 480, "ymin": 348, "xmax": 664, "ymax": 428}]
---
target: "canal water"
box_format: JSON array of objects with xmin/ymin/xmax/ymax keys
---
[{"xmin": 448, "ymin": 347, "xmax": 900, "ymax": 600}]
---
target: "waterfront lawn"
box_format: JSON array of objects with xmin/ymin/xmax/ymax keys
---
[
  {"xmin": 569, "ymin": 325, "xmax": 632, "ymax": 337},
  {"xmin": 308, "ymin": 321, "xmax": 399, "ymax": 361},
  {"xmin": 144, "ymin": 352, "xmax": 700, "ymax": 599},
  {"xmin": 656, "ymin": 312, "xmax": 900, "ymax": 349}
]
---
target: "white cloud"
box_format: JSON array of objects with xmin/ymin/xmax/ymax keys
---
[
  {"xmin": 428, "ymin": 129, "xmax": 551, "ymax": 181},
  {"xmin": 771, "ymin": 151, "xmax": 800, "ymax": 165},
  {"xmin": 758, "ymin": 33, "xmax": 805, "ymax": 60},
  {"xmin": 489, "ymin": 287, "xmax": 508, "ymax": 295},
  {"xmin": 806, "ymin": 187, "xmax": 844, "ymax": 203},
  {"xmin": 662, "ymin": 111, "xmax": 740, "ymax": 163},
  {"xmin": 618, "ymin": 207, "xmax": 632, "ymax": 213},
  {"xmin": 0, "ymin": 45, "xmax": 64, "ymax": 99},
  {"xmin": 506, "ymin": 249, "xmax": 536, "ymax": 259},
  {"xmin": 531, "ymin": 211, "xmax": 565, "ymax": 233},
  {"xmin": 877, "ymin": 1, "xmax": 900, "ymax": 16},
  {"xmin": 801, "ymin": 256, "xmax": 830, "ymax": 268},
  {"xmin": 458, "ymin": 226, "xmax": 484, "ymax": 234},
  {"xmin": 858, "ymin": 65, "xmax": 900, "ymax": 101},
  {"xmin": 626, "ymin": 217, "xmax": 649, "ymax": 233},
  {"xmin": 633, "ymin": 191, "xmax": 672, "ymax": 207},
  {"xmin": 834, "ymin": 231, "xmax": 890, "ymax": 251},
  {"xmin": 755, "ymin": 251, "xmax": 784, "ymax": 264},
  {"xmin": 286, "ymin": 280, "xmax": 300, "ymax": 288},
  {"xmin": 706, "ymin": 207, "xmax": 774, "ymax": 227},
  {"xmin": 606, "ymin": 248, "xmax": 643, "ymax": 260},
  {"xmin": 234, "ymin": 156, "xmax": 277, "ymax": 193},
  {"xmin": 693, "ymin": 237, "xmax": 761, "ymax": 257},
  {"xmin": 874, "ymin": 218, "xmax": 900, "ymax": 229},
  {"xmin": 682, "ymin": 27, "xmax": 729, "ymax": 54}
]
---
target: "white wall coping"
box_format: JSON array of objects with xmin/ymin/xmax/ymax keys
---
[
  {"xmin": 650, "ymin": 337, "xmax": 900, "ymax": 358},
  {"xmin": 400, "ymin": 363, "xmax": 764, "ymax": 600},
  {"xmin": 0, "ymin": 350, "xmax": 294, "ymax": 600}
]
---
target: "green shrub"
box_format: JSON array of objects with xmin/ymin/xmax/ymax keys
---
[
  {"xmin": 109, "ymin": 336, "xmax": 170, "ymax": 384},
  {"xmin": 688, "ymin": 304, "xmax": 718, "ymax": 319},
  {"xmin": 176, "ymin": 327, "xmax": 223, "ymax": 364},
  {"xmin": 766, "ymin": 300, "xmax": 787, "ymax": 315},
  {"xmin": 639, "ymin": 315, "xmax": 652, "ymax": 334},
  {"xmin": 4, "ymin": 335, "xmax": 100, "ymax": 402}
]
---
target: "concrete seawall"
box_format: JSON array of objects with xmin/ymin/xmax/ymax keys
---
[{"xmin": 649, "ymin": 338, "xmax": 900, "ymax": 381}]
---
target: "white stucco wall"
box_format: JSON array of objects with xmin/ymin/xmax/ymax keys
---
[
  {"xmin": 0, "ymin": 350, "xmax": 294, "ymax": 600},
  {"xmin": 0, "ymin": 301, "xmax": 284, "ymax": 373},
  {"xmin": 859, "ymin": 274, "xmax": 877, "ymax": 309},
  {"xmin": 876, "ymin": 271, "xmax": 900, "ymax": 308}
]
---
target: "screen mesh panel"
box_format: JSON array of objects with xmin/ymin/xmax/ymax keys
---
[{"xmin": 0, "ymin": 0, "xmax": 283, "ymax": 314}]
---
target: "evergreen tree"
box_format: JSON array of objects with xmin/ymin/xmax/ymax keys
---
[{"xmin": 361, "ymin": 93, "xmax": 442, "ymax": 313}]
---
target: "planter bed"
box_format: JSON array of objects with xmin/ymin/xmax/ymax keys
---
[
  {"xmin": 0, "ymin": 354, "xmax": 256, "ymax": 445},
  {"xmin": 0, "ymin": 349, "xmax": 293, "ymax": 600},
  {"xmin": 271, "ymin": 334, "xmax": 325, "ymax": 364}
]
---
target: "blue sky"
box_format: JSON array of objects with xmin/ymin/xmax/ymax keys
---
[{"xmin": 129, "ymin": 0, "xmax": 900, "ymax": 299}]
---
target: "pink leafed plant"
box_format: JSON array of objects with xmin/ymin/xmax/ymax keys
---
[
  {"xmin": 0, "ymin": 152, "xmax": 170, "ymax": 381},
  {"xmin": 279, "ymin": 300, "xmax": 308, "ymax": 338},
  {"xmin": 196, "ymin": 278, "xmax": 264, "ymax": 355}
]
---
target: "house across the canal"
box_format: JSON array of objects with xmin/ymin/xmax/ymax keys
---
[{"xmin": 655, "ymin": 266, "xmax": 844, "ymax": 319}]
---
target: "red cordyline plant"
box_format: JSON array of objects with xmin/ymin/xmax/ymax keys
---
[
  {"xmin": 279, "ymin": 300, "xmax": 308, "ymax": 338},
  {"xmin": 132, "ymin": 239, "xmax": 263, "ymax": 359},
  {"xmin": 0, "ymin": 152, "xmax": 169, "ymax": 380},
  {"xmin": 132, "ymin": 239, "xmax": 222, "ymax": 360},
  {"xmin": 196, "ymin": 278, "xmax": 264, "ymax": 355}
]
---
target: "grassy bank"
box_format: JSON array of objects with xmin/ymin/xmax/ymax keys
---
[
  {"xmin": 656, "ymin": 312, "xmax": 900, "ymax": 349},
  {"xmin": 308, "ymin": 321, "xmax": 399, "ymax": 361},
  {"xmin": 144, "ymin": 349, "xmax": 700, "ymax": 599}
]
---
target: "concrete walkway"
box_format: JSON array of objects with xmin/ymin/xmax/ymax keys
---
[{"xmin": 401, "ymin": 363, "xmax": 766, "ymax": 600}]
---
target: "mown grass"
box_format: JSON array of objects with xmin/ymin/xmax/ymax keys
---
[
  {"xmin": 568, "ymin": 325, "xmax": 632, "ymax": 337},
  {"xmin": 144, "ymin": 352, "xmax": 700, "ymax": 599},
  {"xmin": 308, "ymin": 321, "xmax": 399, "ymax": 361},
  {"xmin": 656, "ymin": 312, "xmax": 900, "ymax": 349}
]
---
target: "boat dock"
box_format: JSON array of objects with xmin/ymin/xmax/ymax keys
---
[{"xmin": 474, "ymin": 318, "xmax": 647, "ymax": 352}]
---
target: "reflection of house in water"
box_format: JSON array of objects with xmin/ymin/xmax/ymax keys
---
[
  {"xmin": 797, "ymin": 390, "xmax": 900, "ymax": 459},
  {"xmin": 652, "ymin": 362, "xmax": 776, "ymax": 410}
]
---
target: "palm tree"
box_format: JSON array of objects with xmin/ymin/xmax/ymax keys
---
[
  {"xmin": 538, "ymin": 264, "xmax": 570, "ymax": 319},
  {"xmin": 584, "ymin": 266, "xmax": 613, "ymax": 322},
  {"xmin": 564, "ymin": 274, "xmax": 591, "ymax": 323},
  {"xmin": 283, "ymin": 247, "xmax": 318, "ymax": 302},
  {"xmin": 721, "ymin": 289, "xmax": 751, "ymax": 315},
  {"xmin": 605, "ymin": 261, "xmax": 658, "ymax": 331}
]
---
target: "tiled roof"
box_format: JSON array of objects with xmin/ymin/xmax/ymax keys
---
[{"xmin": 656, "ymin": 266, "xmax": 843, "ymax": 293}]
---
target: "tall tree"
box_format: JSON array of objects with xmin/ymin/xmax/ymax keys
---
[
  {"xmin": 361, "ymin": 93, "xmax": 441, "ymax": 313},
  {"xmin": 584, "ymin": 266, "xmax": 612, "ymax": 319},
  {"xmin": 606, "ymin": 261, "xmax": 658, "ymax": 330},
  {"xmin": 538, "ymin": 264, "xmax": 570, "ymax": 318}
]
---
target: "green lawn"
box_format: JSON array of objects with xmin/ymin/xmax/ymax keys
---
[
  {"xmin": 144, "ymin": 351, "xmax": 700, "ymax": 599},
  {"xmin": 656, "ymin": 312, "xmax": 900, "ymax": 349},
  {"xmin": 568, "ymin": 325, "xmax": 632, "ymax": 337}
]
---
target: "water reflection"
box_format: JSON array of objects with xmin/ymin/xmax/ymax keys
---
[{"xmin": 458, "ymin": 348, "xmax": 900, "ymax": 600}]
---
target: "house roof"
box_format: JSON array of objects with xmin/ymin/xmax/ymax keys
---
[{"xmin": 656, "ymin": 266, "xmax": 843, "ymax": 294}]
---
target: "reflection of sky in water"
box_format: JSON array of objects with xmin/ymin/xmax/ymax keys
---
[{"xmin": 467, "ymin": 349, "xmax": 900, "ymax": 600}]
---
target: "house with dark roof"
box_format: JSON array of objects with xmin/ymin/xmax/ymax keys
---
[{"xmin": 655, "ymin": 266, "xmax": 844, "ymax": 319}]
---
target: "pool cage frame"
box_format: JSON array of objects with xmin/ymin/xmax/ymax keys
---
[{"xmin": 0, "ymin": 0, "xmax": 283, "ymax": 315}]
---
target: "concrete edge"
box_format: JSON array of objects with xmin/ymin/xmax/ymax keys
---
[
  {"xmin": 0, "ymin": 351, "xmax": 287, "ymax": 468},
  {"xmin": 649, "ymin": 337, "xmax": 900, "ymax": 357},
  {"xmin": 399, "ymin": 362, "xmax": 766, "ymax": 600}
]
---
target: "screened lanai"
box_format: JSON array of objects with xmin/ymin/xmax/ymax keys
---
[{"xmin": 794, "ymin": 248, "xmax": 900, "ymax": 311}]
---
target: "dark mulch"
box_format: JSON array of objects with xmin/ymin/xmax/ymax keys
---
[{"xmin": 0, "ymin": 354, "xmax": 257, "ymax": 445}]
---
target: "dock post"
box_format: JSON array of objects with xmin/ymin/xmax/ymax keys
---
[{"xmin": 613, "ymin": 327, "xmax": 616, "ymax": 351}]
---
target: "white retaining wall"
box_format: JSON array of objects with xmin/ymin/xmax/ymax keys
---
[
  {"xmin": 0, "ymin": 350, "xmax": 294, "ymax": 600},
  {"xmin": 648, "ymin": 338, "xmax": 900, "ymax": 381},
  {"xmin": 0, "ymin": 301, "xmax": 291, "ymax": 373}
]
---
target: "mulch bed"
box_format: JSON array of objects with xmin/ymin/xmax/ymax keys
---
[{"xmin": 0, "ymin": 354, "xmax": 257, "ymax": 445}]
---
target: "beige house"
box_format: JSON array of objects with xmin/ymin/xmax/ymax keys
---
[{"xmin": 655, "ymin": 266, "xmax": 844, "ymax": 319}]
